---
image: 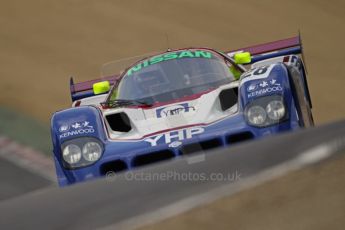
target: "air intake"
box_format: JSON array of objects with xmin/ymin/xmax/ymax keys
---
[
  {"xmin": 106, "ymin": 112, "xmax": 131, "ymax": 132},
  {"xmin": 219, "ymin": 88, "xmax": 238, "ymax": 111},
  {"xmin": 226, "ymin": 132, "xmax": 254, "ymax": 144},
  {"xmin": 132, "ymin": 150, "xmax": 175, "ymax": 167},
  {"xmin": 180, "ymin": 138, "xmax": 223, "ymax": 155},
  {"xmin": 100, "ymin": 160, "xmax": 128, "ymax": 175}
]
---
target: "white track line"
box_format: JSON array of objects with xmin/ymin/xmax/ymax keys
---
[{"xmin": 0, "ymin": 135, "xmax": 56, "ymax": 183}]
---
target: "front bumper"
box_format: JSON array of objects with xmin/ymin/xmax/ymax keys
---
[{"xmin": 55, "ymin": 113, "xmax": 299, "ymax": 186}]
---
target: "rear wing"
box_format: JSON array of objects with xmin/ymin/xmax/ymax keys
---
[
  {"xmin": 226, "ymin": 35, "xmax": 304, "ymax": 64},
  {"xmin": 70, "ymin": 75, "xmax": 119, "ymax": 102},
  {"xmin": 70, "ymin": 35, "xmax": 305, "ymax": 102}
]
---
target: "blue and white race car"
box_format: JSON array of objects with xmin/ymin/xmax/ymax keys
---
[{"xmin": 51, "ymin": 35, "xmax": 313, "ymax": 186}]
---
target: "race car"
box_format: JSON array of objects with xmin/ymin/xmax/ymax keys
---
[{"xmin": 51, "ymin": 35, "xmax": 313, "ymax": 186}]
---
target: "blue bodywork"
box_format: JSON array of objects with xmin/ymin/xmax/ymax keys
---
[{"xmin": 51, "ymin": 56, "xmax": 311, "ymax": 186}]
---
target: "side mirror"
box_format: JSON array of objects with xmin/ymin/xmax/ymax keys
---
[
  {"xmin": 93, "ymin": 81, "xmax": 110, "ymax": 95},
  {"xmin": 234, "ymin": 52, "xmax": 252, "ymax": 64}
]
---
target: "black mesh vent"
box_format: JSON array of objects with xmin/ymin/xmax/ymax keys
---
[
  {"xmin": 106, "ymin": 112, "xmax": 131, "ymax": 132},
  {"xmin": 226, "ymin": 132, "xmax": 254, "ymax": 144},
  {"xmin": 132, "ymin": 150, "xmax": 175, "ymax": 167},
  {"xmin": 100, "ymin": 160, "xmax": 127, "ymax": 175},
  {"xmin": 180, "ymin": 138, "xmax": 222, "ymax": 155}
]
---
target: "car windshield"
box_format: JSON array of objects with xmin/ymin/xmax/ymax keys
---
[{"xmin": 107, "ymin": 49, "xmax": 237, "ymax": 105}]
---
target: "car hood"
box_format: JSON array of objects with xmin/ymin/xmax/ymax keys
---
[{"xmin": 102, "ymin": 82, "xmax": 239, "ymax": 141}]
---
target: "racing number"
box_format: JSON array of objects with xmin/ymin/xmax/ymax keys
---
[
  {"xmin": 253, "ymin": 66, "xmax": 269, "ymax": 75},
  {"xmin": 241, "ymin": 66, "xmax": 269, "ymax": 79}
]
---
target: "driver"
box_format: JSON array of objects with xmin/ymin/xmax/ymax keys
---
[{"xmin": 135, "ymin": 69, "xmax": 166, "ymax": 97}]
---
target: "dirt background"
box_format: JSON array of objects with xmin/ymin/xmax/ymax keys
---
[
  {"xmin": 1, "ymin": 0, "xmax": 345, "ymax": 124},
  {"xmin": 0, "ymin": 0, "xmax": 345, "ymax": 229}
]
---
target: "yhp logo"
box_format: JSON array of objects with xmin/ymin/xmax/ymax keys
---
[
  {"xmin": 144, "ymin": 127, "xmax": 204, "ymax": 147},
  {"xmin": 156, "ymin": 103, "xmax": 195, "ymax": 118}
]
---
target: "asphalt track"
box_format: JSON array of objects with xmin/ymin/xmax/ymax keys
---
[
  {"xmin": 0, "ymin": 120, "xmax": 344, "ymax": 230},
  {"xmin": 0, "ymin": 135, "xmax": 55, "ymax": 202},
  {"xmin": 0, "ymin": 157, "xmax": 51, "ymax": 201}
]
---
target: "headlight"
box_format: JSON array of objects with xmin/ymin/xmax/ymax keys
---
[
  {"xmin": 266, "ymin": 100, "xmax": 285, "ymax": 120},
  {"xmin": 245, "ymin": 95, "xmax": 287, "ymax": 127},
  {"xmin": 247, "ymin": 105, "xmax": 267, "ymax": 125},
  {"xmin": 61, "ymin": 137, "xmax": 104, "ymax": 169},
  {"xmin": 82, "ymin": 142, "xmax": 102, "ymax": 162},
  {"xmin": 63, "ymin": 144, "xmax": 82, "ymax": 164}
]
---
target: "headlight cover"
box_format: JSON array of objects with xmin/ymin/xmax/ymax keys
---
[
  {"xmin": 61, "ymin": 137, "xmax": 104, "ymax": 169},
  {"xmin": 82, "ymin": 142, "xmax": 102, "ymax": 162},
  {"xmin": 245, "ymin": 95, "xmax": 288, "ymax": 127},
  {"xmin": 63, "ymin": 144, "xmax": 82, "ymax": 164},
  {"xmin": 266, "ymin": 100, "xmax": 285, "ymax": 121},
  {"xmin": 246, "ymin": 105, "xmax": 267, "ymax": 126}
]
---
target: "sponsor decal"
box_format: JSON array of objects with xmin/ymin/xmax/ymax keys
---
[
  {"xmin": 169, "ymin": 141, "xmax": 182, "ymax": 148},
  {"xmin": 283, "ymin": 55, "xmax": 301, "ymax": 69},
  {"xmin": 144, "ymin": 127, "xmax": 205, "ymax": 147},
  {"xmin": 156, "ymin": 103, "xmax": 195, "ymax": 118},
  {"xmin": 59, "ymin": 124, "xmax": 70, "ymax": 133},
  {"xmin": 289, "ymin": 55, "xmax": 299, "ymax": 67},
  {"xmin": 59, "ymin": 121, "xmax": 95, "ymax": 138},
  {"xmin": 247, "ymin": 84, "xmax": 258, "ymax": 92},
  {"xmin": 247, "ymin": 79, "xmax": 283, "ymax": 98},
  {"xmin": 126, "ymin": 50, "xmax": 213, "ymax": 76}
]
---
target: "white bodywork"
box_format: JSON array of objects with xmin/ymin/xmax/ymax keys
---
[
  {"xmin": 74, "ymin": 81, "xmax": 240, "ymax": 141},
  {"xmin": 104, "ymin": 82, "xmax": 239, "ymax": 140},
  {"xmin": 251, "ymin": 56, "xmax": 287, "ymax": 68},
  {"xmin": 252, "ymin": 55, "xmax": 302, "ymax": 70}
]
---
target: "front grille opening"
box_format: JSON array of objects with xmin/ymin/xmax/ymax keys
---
[
  {"xmin": 180, "ymin": 138, "xmax": 222, "ymax": 155},
  {"xmin": 100, "ymin": 160, "xmax": 127, "ymax": 175},
  {"xmin": 132, "ymin": 150, "xmax": 175, "ymax": 168},
  {"xmin": 226, "ymin": 132, "xmax": 254, "ymax": 145}
]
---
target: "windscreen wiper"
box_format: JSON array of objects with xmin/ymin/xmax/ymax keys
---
[{"xmin": 101, "ymin": 99, "xmax": 152, "ymax": 108}]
